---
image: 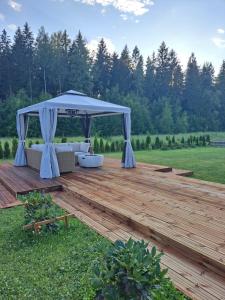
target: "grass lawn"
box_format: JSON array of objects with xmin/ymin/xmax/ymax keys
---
[
  {"xmin": 0, "ymin": 206, "xmax": 111, "ymax": 299},
  {"xmin": 107, "ymin": 147, "xmax": 225, "ymax": 184}
]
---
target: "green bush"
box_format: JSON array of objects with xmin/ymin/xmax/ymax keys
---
[
  {"xmin": 28, "ymin": 140, "xmax": 33, "ymax": 148},
  {"xmin": 136, "ymin": 138, "xmax": 141, "ymax": 150},
  {"xmin": 146, "ymin": 135, "xmax": 151, "ymax": 149},
  {"xmin": 105, "ymin": 141, "xmax": 110, "ymax": 153},
  {"xmin": 12, "ymin": 137, "xmax": 18, "ymax": 157},
  {"xmin": 20, "ymin": 192, "xmax": 61, "ymax": 233},
  {"xmin": 155, "ymin": 137, "xmax": 161, "ymax": 149},
  {"xmin": 110, "ymin": 141, "xmax": 116, "ymax": 152},
  {"xmin": 99, "ymin": 138, "xmax": 105, "ymax": 153},
  {"xmin": 94, "ymin": 137, "xmax": 99, "ymax": 153},
  {"xmin": 61, "ymin": 137, "xmax": 67, "ymax": 143},
  {"xmin": 92, "ymin": 239, "xmax": 186, "ymax": 300},
  {"xmin": 4, "ymin": 141, "xmax": 11, "ymax": 158},
  {"xmin": 35, "ymin": 140, "xmax": 39, "ymax": 144},
  {"xmin": 0, "ymin": 142, "xmax": 3, "ymax": 159}
]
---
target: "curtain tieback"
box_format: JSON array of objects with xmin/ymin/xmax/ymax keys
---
[{"xmin": 124, "ymin": 139, "xmax": 130, "ymax": 142}]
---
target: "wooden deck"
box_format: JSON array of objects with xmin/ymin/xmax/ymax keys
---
[{"xmin": 0, "ymin": 160, "xmax": 225, "ymax": 299}]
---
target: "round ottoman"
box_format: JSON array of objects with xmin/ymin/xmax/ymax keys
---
[{"xmin": 78, "ymin": 154, "xmax": 104, "ymax": 168}]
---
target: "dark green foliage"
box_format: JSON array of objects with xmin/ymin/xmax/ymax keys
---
[
  {"xmin": 92, "ymin": 239, "xmax": 186, "ymax": 300},
  {"xmin": 99, "ymin": 138, "xmax": 105, "ymax": 153},
  {"xmin": 155, "ymin": 137, "xmax": 161, "ymax": 149},
  {"xmin": 0, "ymin": 142, "xmax": 3, "ymax": 159},
  {"xmin": 105, "ymin": 141, "xmax": 110, "ymax": 153},
  {"xmin": 0, "ymin": 23, "xmax": 225, "ymax": 137},
  {"xmin": 28, "ymin": 140, "xmax": 33, "ymax": 148},
  {"xmin": 35, "ymin": 140, "xmax": 39, "ymax": 144},
  {"xmin": 94, "ymin": 136, "xmax": 99, "ymax": 153},
  {"xmin": 4, "ymin": 141, "xmax": 10, "ymax": 158},
  {"xmin": 146, "ymin": 135, "xmax": 151, "ymax": 149},
  {"xmin": 110, "ymin": 141, "xmax": 115, "ymax": 152},
  {"xmin": 12, "ymin": 137, "xmax": 18, "ymax": 157},
  {"xmin": 131, "ymin": 139, "xmax": 136, "ymax": 151},
  {"xmin": 136, "ymin": 138, "xmax": 141, "ymax": 150},
  {"xmin": 61, "ymin": 137, "xmax": 67, "ymax": 143},
  {"xmin": 19, "ymin": 192, "xmax": 60, "ymax": 233},
  {"xmin": 172, "ymin": 136, "xmax": 176, "ymax": 144}
]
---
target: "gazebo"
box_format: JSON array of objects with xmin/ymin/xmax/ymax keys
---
[{"xmin": 14, "ymin": 90, "xmax": 136, "ymax": 179}]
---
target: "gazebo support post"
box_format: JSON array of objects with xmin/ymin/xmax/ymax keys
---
[
  {"xmin": 14, "ymin": 113, "xmax": 29, "ymax": 166},
  {"xmin": 122, "ymin": 112, "xmax": 136, "ymax": 168}
]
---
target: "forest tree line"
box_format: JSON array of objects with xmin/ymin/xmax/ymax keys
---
[{"xmin": 0, "ymin": 22, "xmax": 225, "ymax": 137}]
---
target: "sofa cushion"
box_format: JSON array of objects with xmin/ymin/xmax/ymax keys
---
[
  {"xmin": 68, "ymin": 142, "xmax": 80, "ymax": 152},
  {"xmin": 55, "ymin": 144, "xmax": 73, "ymax": 153},
  {"xmin": 80, "ymin": 142, "xmax": 90, "ymax": 153},
  {"xmin": 31, "ymin": 144, "xmax": 44, "ymax": 152}
]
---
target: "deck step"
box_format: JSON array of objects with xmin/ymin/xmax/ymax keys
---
[
  {"xmin": 52, "ymin": 190, "xmax": 225, "ymax": 300},
  {"xmin": 172, "ymin": 169, "xmax": 194, "ymax": 177},
  {"xmin": 0, "ymin": 183, "xmax": 20, "ymax": 209},
  {"xmin": 59, "ymin": 183, "xmax": 225, "ymax": 278}
]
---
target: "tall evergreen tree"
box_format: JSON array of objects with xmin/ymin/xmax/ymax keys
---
[
  {"xmin": 144, "ymin": 53, "xmax": 156, "ymax": 102},
  {"xmin": 23, "ymin": 22, "xmax": 34, "ymax": 101},
  {"xmin": 131, "ymin": 46, "xmax": 144, "ymax": 96},
  {"xmin": 92, "ymin": 38, "xmax": 111, "ymax": 97},
  {"xmin": 0, "ymin": 29, "xmax": 12, "ymax": 99},
  {"xmin": 68, "ymin": 31, "xmax": 92, "ymax": 93},
  {"xmin": 35, "ymin": 26, "xmax": 52, "ymax": 95},
  {"xmin": 117, "ymin": 45, "xmax": 131, "ymax": 94}
]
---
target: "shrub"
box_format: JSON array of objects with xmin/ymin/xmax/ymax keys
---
[
  {"xmin": 4, "ymin": 141, "xmax": 11, "ymax": 158},
  {"xmin": 0, "ymin": 142, "xmax": 3, "ymax": 159},
  {"xmin": 105, "ymin": 141, "xmax": 110, "ymax": 153},
  {"xmin": 12, "ymin": 137, "xmax": 18, "ymax": 157},
  {"xmin": 28, "ymin": 140, "xmax": 33, "ymax": 148},
  {"xmin": 181, "ymin": 137, "xmax": 185, "ymax": 144},
  {"xmin": 131, "ymin": 139, "xmax": 136, "ymax": 151},
  {"xmin": 94, "ymin": 137, "xmax": 99, "ymax": 153},
  {"xmin": 99, "ymin": 138, "xmax": 105, "ymax": 153},
  {"xmin": 161, "ymin": 144, "xmax": 169, "ymax": 151},
  {"xmin": 110, "ymin": 141, "xmax": 115, "ymax": 152},
  {"xmin": 92, "ymin": 239, "xmax": 186, "ymax": 300},
  {"xmin": 35, "ymin": 140, "xmax": 39, "ymax": 144},
  {"xmin": 141, "ymin": 140, "xmax": 146, "ymax": 150},
  {"xmin": 115, "ymin": 140, "xmax": 120, "ymax": 152},
  {"xmin": 20, "ymin": 192, "xmax": 60, "ymax": 233},
  {"xmin": 136, "ymin": 138, "xmax": 141, "ymax": 151},
  {"xmin": 155, "ymin": 137, "xmax": 161, "ymax": 149},
  {"xmin": 146, "ymin": 135, "xmax": 151, "ymax": 149},
  {"xmin": 61, "ymin": 137, "xmax": 67, "ymax": 143},
  {"xmin": 172, "ymin": 136, "xmax": 176, "ymax": 144}
]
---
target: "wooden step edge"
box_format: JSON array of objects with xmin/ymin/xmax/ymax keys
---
[
  {"xmin": 172, "ymin": 169, "xmax": 194, "ymax": 177},
  {"xmin": 63, "ymin": 186, "xmax": 225, "ymax": 278},
  {"xmin": 52, "ymin": 191, "xmax": 225, "ymax": 300},
  {"xmin": 154, "ymin": 167, "xmax": 173, "ymax": 173},
  {"xmin": 0, "ymin": 175, "xmax": 17, "ymax": 197}
]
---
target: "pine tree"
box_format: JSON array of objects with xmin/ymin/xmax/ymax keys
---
[
  {"xmin": 68, "ymin": 31, "xmax": 92, "ymax": 93},
  {"xmin": 23, "ymin": 23, "xmax": 34, "ymax": 101},
  {"xmin": 35, "ymin": 26, "xmax": 52, "ymax": 94},
  {"xmin": 117, "ymin": 45, "xmax": 132, "ymax": 93},
  {"xmin": 4, "ymin": 141, "xmax": 10, "ymax": 158},
  {"xmin": 144, "ymin": 54, "xmax": 156, "ymax": 101},
  {"xmin": 131, "ymin": 46, "xmax": 144, "ymax": 96},
  {"xmin": 0, "ymin": 29, "xmax": 12, "ymax": 98},
  {"xmin": 12, "ymin": 137, "xmax": 18, "ymax": 157},
  {"xmin": 183, "ymin": 53, "xmax": 201, "ymax": 131},
  {"xmin": 92, "ymin": 38, "xmax": 111, "ymax": 97}
]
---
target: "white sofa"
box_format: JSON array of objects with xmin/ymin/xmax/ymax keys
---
[{"xmin": 31, "ymin": 142, "xmax": 90, "ymax": 165}]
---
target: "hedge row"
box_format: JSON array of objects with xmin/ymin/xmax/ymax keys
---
[
  {"xmin": 0, "ymin": 135, "xmax": 211, "ymax": 159},
  {"xmin": 93, "ymin": 134, "xmax": 211, "ymax": 153}
]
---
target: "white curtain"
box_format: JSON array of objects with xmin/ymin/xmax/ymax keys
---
[
  {"xmin": 14, "ymin": 113, "xmax": 28, "ymax": 166},
  {"xmin": 122, "ymin": 112, "xmax": 136, "ymax": 168},
  {"xmin": 39, "ymin": 108, "xmax": 60, "ymax": 178}
]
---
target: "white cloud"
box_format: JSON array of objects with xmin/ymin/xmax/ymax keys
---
[
  {"xmin": 120, "ymin": 13, "xmax": 128, "ymax": 20},
  {"xmin": 212, "ymin": 37, "xmax": 225, "ymax": 48},
  {"xmin": 87, "ymin": 36, "xmax": 116, "ymax": 55},
  {"xmin": 217, "ymin": 28, "xmax": 225, "ymax": 34},
  {"xmin": 0, "ymin": 13, "xmax": 5, "ymax": 21},
  {"xmin": 80, "ymin": 0, "xmax": 154, "ymax": 16},
  {"xmin": 7, "ymin": 23, "xmax": 17, "ymax": 31},
  {"xmin": 101, "ymin": 7, "xmax": 106, "ymax": 14},
  {"xmin": 8, "ymin": 0, "xmax": 22, "ymax": 12}
]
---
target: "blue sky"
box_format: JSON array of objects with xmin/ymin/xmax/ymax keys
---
[{"xmin": 0, "ymin": 0, "xmax": 225, "ymax": 73}]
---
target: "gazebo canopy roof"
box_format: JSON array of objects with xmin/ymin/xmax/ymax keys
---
[{"xmin": 18, "ymin": 90, "xmax": 130, "ymax": 117}]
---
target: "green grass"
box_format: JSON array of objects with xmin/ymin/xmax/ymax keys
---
[
  {"xmin": 0, "ymin": 206, "xmax": 111, "ymax": 299},
  {"xmin": 107, "ymin": 147, "xmax": 225, "ymax": 184}
]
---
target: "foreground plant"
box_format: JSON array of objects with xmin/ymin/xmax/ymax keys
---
[
  {"xmin": 20, "ymin": 191, "xmax": 60, "ymax": 233},
  {"xmin": 92, "ymin": 239, "xmax": 186, "ymax": 300}
]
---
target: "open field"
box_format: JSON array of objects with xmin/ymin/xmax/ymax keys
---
[{"xmin": 106, "ymin": 147, "xmax": 225, "ymax": 184}]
